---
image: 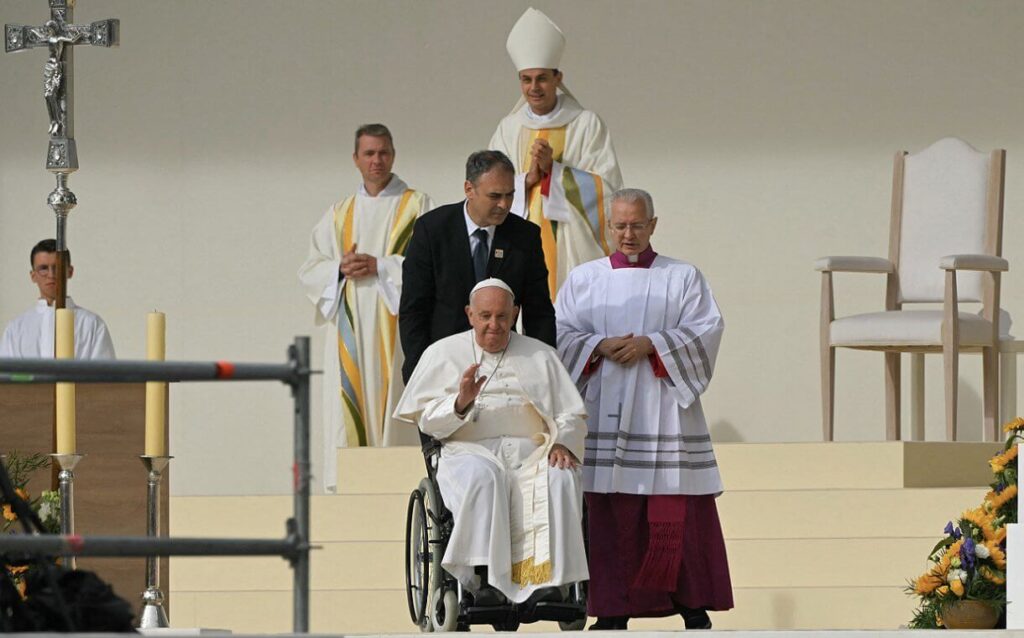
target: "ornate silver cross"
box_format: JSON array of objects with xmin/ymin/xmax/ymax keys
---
[
  {"xmin": 5, "ymin": 0, "xmax": 119, "ymax": 310},
  {"xmin": 6, "ymin": 0, "xmax": 120, "ymax": 172}
]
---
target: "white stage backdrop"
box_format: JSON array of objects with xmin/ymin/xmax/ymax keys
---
[{"xmin": 1, "ymin": 0, "xmax": 1022, "ymax": 495}]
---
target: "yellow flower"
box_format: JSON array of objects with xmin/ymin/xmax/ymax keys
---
[
  {"xmin": 985, "ymin": 541, "xmax": 1007, "ymax": 569},
  {"xmin": 950, "ymin": 579, "xmax": 965, "ymax": 597},
  {"xmin": 936, "ymin": 586, "xmax": 950, "ymax": 596},
  {"xmin": 2, "ymin": 504, "xmax": 16, "ymax": 522},
  {"xmin": 993, "ymin": 526, "xmax": 1008, "ymax": 544},
  {"xmin": 1003, "ymin": 416, "xmax": 1024, "ymax": 433},
  {"xmin": 962, "ymin": 507, "xmax": 994, "ymax": 529},
  {"xmin": 990, "ymin": 446, "xmax": 1019, "ymax": 472},
  {"xmin": 14, "ymin": 488, "xmax": 28, "ymax": 500},
  {"xmin": 914, "ymin": 572, "xmax": 944, "ymax": 595},
  {"xmin": 980, "ymin": 565, "xmax": 1006, "ymax": 585},
  {"xmin": 985, "ymin": 484, "xmax": 1019, "ymax": 511},
  {"xmin": 938, "ymin": 540, "xmax": 963, "ymax": 571}
]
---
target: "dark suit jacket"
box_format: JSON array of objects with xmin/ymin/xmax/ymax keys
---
[{"xmin": 400, "ymin": 201, "xmax": 556, "ymax": 382}]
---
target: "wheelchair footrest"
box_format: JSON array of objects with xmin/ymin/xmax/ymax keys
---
[
  {"xmin": 461, "ymin": 605, "xmax": 516, "ymax": 624},
  {"xmin": 520, "ymin": 601, "xmax": 586, "ymax": 623}
]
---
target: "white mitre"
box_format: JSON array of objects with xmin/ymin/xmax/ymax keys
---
[
  {"xmin": 504, "ymin": 8, "xmax": 580, "ymax": 124},
  {"xmin": 506, "ymin": 7, "xmax": 565, "ymax": 71}
]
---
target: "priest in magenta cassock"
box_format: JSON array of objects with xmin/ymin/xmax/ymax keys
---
[
  {"xmin": 554, "ymin": 188, "xmax": 733, "ymax": 630},
  {"xmin": 298, "ymin": 124, "xmax": 432, "ymax": 492},
  {"xmin": 489, "ymin": 7, "xmax": 623, "ymax": 297},
  {"xmin": 394, "ymin": 278, "xmax": 588, "ymax": 604}
]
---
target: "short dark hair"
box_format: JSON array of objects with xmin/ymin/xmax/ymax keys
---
[
  {"xmin": 30, "ymin": 239, "xmax": 70, "ymax": 266},
  {"xmin": 465, "ymin": 150, "xmax": 514, "ymax": 185},
  {"xmin": 354, "ymin": 123, "xmax": 394, "ymax": 153}
]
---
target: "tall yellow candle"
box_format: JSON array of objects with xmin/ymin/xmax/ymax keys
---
[
  {"xmin": 145, "ymin": 312, "xmax": 167, "ymax": 457},
  {"xmin": 55, "ymin": 308, "xmax": 76, "ymax": 454}
]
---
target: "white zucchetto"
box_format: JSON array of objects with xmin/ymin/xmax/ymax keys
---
[{"xmin": 471, "ymin": 277, "xmax": 515, "ymax": 301}]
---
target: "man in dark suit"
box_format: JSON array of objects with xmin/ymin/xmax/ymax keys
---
[{"xmin": 400, "ymin": 150, "xmax": 556, "ymax": 382}]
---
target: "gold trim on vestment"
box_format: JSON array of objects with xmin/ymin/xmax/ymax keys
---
[{"xmin": 510, "ymin": 557, "xmax": 552, "ymax": 586}]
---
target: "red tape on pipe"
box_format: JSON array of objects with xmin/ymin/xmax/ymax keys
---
[
  {"xmin": 215, "ymin": 361, "xmax": 236, "ymax": 379},
  {"xmin": 67, "ymin": 534, "xmax": 85, "ymax": 553}
]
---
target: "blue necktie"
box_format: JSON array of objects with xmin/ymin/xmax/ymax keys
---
[{"xmin": 472, "ymin": 228, "xmax": 489, "ymax": 282}]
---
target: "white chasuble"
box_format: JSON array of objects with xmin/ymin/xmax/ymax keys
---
[
  {"xmin": 394, "ymin": 331, "xmax": 588, "ymax": 602},
  {"xmin": 555, "ymin": 256, "xmax": 725, "ymax": 496},
  {"xmin": 0, "ymin": 297, "xmax": 115, "ymax": 360},
  {"xmin": 489, "ymin": 94, "xmax": 623, "ymax": 296},
  {"xmin": 298, "ymin": 176, "xmax": 432, "ymax": 492}
]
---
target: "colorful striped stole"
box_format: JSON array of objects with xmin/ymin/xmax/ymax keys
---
[
  {"xmin": 333, "ymin": 189, "xmax": 419, "ymax": 446},
  {"xmin": 522, "ymin": 128, "xmax": 566, "ymax": 297},
  {"xmin": 558, "ymin": 164, "xmax": 610, "ymax": 254}
]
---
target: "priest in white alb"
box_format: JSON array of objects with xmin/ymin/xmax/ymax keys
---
[
  {"xmin": 299, "ymin": 124, "xmax": 432, "ymax": 492},
  {"xmin": 555, "ymin": 189, "xmax": 733, "ymax": 630},
  {"xmin": 0, "ymin": 239, "xmax": 115, "ymax": 360},
  {"xmin": 489, "ymin": 7, "xmax": 624, "ymax": 297},
  {"xmin": 394, "ymin": 278, "xmax": 588, "ymax": 604}
]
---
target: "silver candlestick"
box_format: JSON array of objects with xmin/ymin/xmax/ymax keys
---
[
  {"xmin": 138, "ymin": 454, "xmax": 171, "ymax": 629},
  {"xmin": 50, "ymin": 452, "xmax": 83, "ymax": 569}
]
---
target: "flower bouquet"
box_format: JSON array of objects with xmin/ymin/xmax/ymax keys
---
[
  {"xmin": 1, "ymin": 452, "xmax": 61, "ymax": 598},
  {"xmin": 905, "ymin": 417, "xmax": 1023, "ymax": 628}
]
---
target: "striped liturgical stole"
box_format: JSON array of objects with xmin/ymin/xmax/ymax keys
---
[{"xmin": 332, "ymin": 189, "xmax": 418, "ymax": 446}]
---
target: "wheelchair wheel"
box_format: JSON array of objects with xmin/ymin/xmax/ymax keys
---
[
  {"xmin": 558, "ymin": 582, "xmax": 588, "ymax": 631},
  {"xmin": 432, "ymin": 587, "xmax": 460, "ymax": 632},
  {"xmin": 405, "ymin": 489, "xmax": 431, "ymax": 629}
]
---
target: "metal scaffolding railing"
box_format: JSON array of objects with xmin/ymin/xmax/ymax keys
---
[{"xmin": 0, "ymin": 336, "xmax": 312, "ymax": 632}]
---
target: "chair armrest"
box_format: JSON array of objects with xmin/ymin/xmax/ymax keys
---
[
  {"xmin": 814, "ymin": 256, "xmax": 894, "ymax": 273},
  {"xmin": 939, "ymin": 254, "xmax": 1009, "ymax": 272}
]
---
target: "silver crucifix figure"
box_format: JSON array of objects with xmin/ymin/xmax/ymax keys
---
[
  {"xmin": 5, "ymin": 0, "xmax": 119, "ymax": 310},
  {"xmin": 6, "ymin": 0, "xmax": 119, "ymax": 172}
]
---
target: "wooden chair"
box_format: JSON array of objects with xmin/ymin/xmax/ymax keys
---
[{"xmin": 816, "ymin": 137, "xmax": 1007, "ymax": 441}]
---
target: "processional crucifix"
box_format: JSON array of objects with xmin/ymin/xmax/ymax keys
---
[
  {"xmin": 5, "ymin": 0, "xmax": 119, "ymax": 309},
  {"xmin": 6, "ymin": 0, "xmax": 120, "ymax": 578}
]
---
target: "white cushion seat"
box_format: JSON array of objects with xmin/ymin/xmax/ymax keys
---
[{"xmin": 831, "ymin": 310, "xmax": 993, "ymax": 347}]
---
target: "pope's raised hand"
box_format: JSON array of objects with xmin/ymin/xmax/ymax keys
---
[{"xmin": 455, "ymin": 363, "xmax": 487, "ymax": 415}]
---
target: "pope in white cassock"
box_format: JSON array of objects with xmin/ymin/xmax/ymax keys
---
[
  {"xmin": 555, "ymin": 189, "xmax": 732, "ymax": 630},
  {"xmin": 394, "ymin": 278, "xmax": 589, "ymax": 604},
  {"xmin": 299, "ymin": 124, "xmax": 432, "ymax": 492},
  {"xmin": 489, "ymin": 7, "xmax": 623, "ymax": 298},
  {"xmin": 0, "ymin": 239, "xmax": 115, "ymax": 360}
]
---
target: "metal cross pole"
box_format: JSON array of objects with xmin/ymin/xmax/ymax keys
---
[{"xmin": 5, "ymin": 0, "xmax": 119, "ymax": 309}]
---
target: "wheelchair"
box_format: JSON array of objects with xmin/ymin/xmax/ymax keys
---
[{"xmin": 404, "ymin": 437, "xmax": 588, "ymax": 632}]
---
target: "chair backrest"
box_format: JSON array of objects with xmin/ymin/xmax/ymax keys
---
[{"xmin": 888, "ymin": 137, "xmax": 1004, "ymax": 305}]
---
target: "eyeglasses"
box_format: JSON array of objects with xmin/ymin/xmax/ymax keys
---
[
  {"xmin": 609, "ymin": 220, "xmax": 653, "ymax": 233},
  {"xmin": 32, "ymin": 264, "xmax": 65, "ymax": 277}
]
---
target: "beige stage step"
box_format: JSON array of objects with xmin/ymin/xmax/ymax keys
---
[
  {"xmin": 170, "ymin": 442, "xmax": 1002, "ymax": 632},
  {"xmin": 334, "ymin": 442, "xmax": 1002, "ymax": 493},
  {"xmin": 168, "ymin": 586, "xmax": 924, "ymax": 633}
]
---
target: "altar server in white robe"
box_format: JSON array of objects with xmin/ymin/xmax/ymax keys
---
[
  {"xmin": 555, "ymin": 189, "xmax": 732, "ymax": 630},
  {"xmin": 1, "ymin": 239, "xmax": 115, "ymax": 360},
  {"xmin": 395, "ymin": 278, "xmax": 588, "ymax": 604},
  {"xmin": 489, "ymin": 7, "xmax": 623, "ymax": 298},
  {"xmin": 299, "ymin": 124, "xmax": 432, "ymax": 491}
]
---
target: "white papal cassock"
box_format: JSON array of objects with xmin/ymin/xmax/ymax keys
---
[
  {"xmin": 394, "ymin": 330, "xmax": 588, "ymax": 603},
  {"xmin": 555, "ymin": 256, "xmax": 725, "ymax": 496},
  {"xmin": 298, "ymin": 176, "xmax": 432, "ymax": 492},
  {"xmin": 490, "ymin": 93, "xmax": 623, "ymax": 296},
  {"xmin": 0, "ymin": 297, "xmax": 115, "ymax": 360}
]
